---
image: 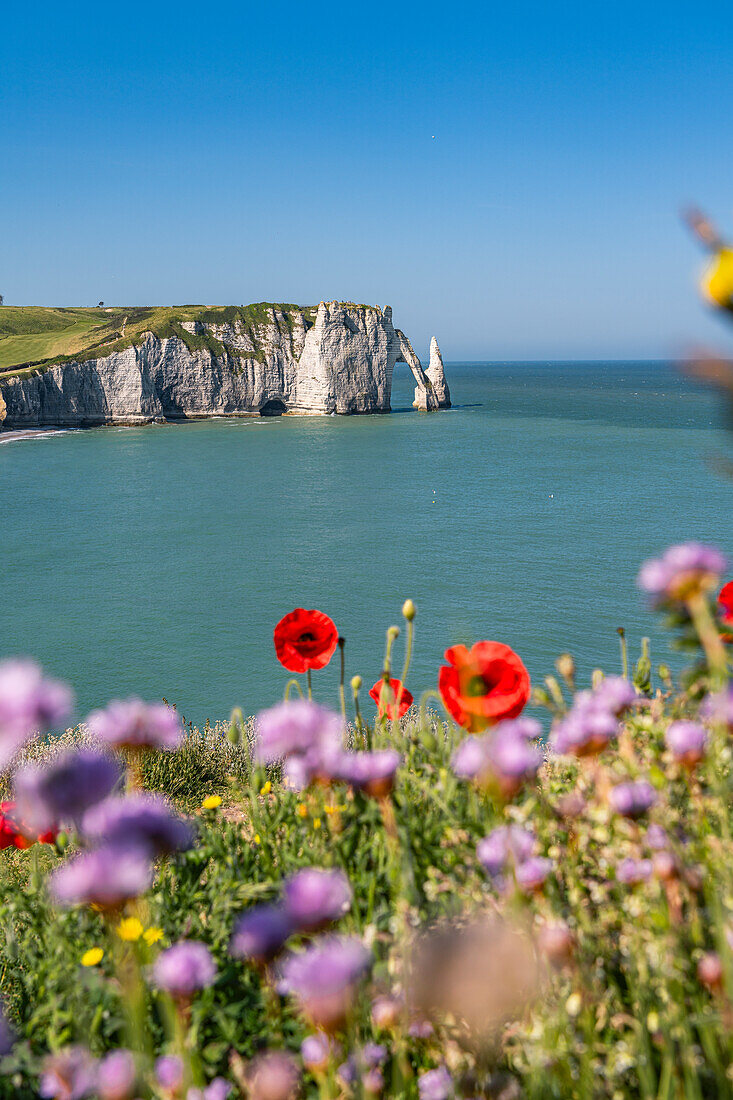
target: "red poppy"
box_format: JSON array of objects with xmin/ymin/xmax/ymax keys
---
[
  {"xmin": 274, "ymin": 608, "xmax": 339, "ymax": 673},
  {"xmin": 438, "ymin": 641, "xmax": 530, "ymax": 733},
  {"xmin": 369, "ymin": 678, "xmax": 414, "ymax": 720},
  {"xmin": 719, "ymin": 581, "xmax": 733, "ymax": 640},
  {"xmin": 0, "ymin": 801, "xmax": 56, "ymax": 851}
]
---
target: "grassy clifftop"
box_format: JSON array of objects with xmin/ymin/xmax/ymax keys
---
[{"xmin": 0, "ymin": 303, "xmax": 320, "ymax": 380}]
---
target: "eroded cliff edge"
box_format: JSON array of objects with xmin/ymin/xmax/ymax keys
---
[{"xmin": 0, "ymin": 302, "xmax": 450, "ymax": 429}]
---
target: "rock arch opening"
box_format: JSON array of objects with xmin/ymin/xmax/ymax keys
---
[{"xmin": 260, "ymin": 399, "xmax": 287, "ymax": 417}]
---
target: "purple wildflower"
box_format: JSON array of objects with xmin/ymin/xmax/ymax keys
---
[
  {"xmin": 451, "ymin": 718, "xmax": 542, "ymax": 793},
  {"xmin": 702, "ymin": 686, "xmax": 733, "ymax": 730},
  {"xmin": 187, "ymin": 1081, "xmax": 232, "ymax": 1100},
  {"xmin": 335, "ymin": 750, "xmax": 401, "ymax": 798},
  {"xmin": 550, "ymin": 691, "xmax": 619, "ymax": 757},
  {"xmin": 665, "ymin": 721, "xmax": 707, "ymax": 766},
  {"xmin": 337, "ymin": 1058, "xmax": 358, "ymax": 1088},
  {"xmin": 229, "ymin": 904, "xmax": 293, "ymax": 965},
  {"xmin": 0, "ymin": 659, "xmax": 72, "ymax": 768},
  {"xmin": 246, "ymin": 1051, "xmax": 300, "ymax": 1100},
  {"xmin": 255, "ymin": 700, "xmax": 342, "ymax": 764},
  {"xmin": 609, "ymin": 780, "xmax": 657, "ymax": 819},
  {"xmin": 14, "ymin": 749, "xmax": 121, "ymax": 833},
  {"xmin": 408, "ymin": 1019, "xmax": 435, "ymax": 1039},
  {"xmin": 39, "ymin": 1046, "xmax": 98, "ymax": 1100},
  {"xmin": 450, "ymin": 735, "xmax": 488, "ymax": 780},
  {"xmin": 283, "ymin": 867, "xmax": 352, "ymax": 931},
  {"xmin": 152, "ymin": 940, "xmax": 217, "ymax": 999},
  {"xmin": 371, "ymin": 994, "xmax": 402, "ymax": 1030},
  {"xmin": 361, "ymin": 1043, "xmax": 387, "ymax": 1068},
  {"xmin": 155, "ymin": 1055, "xmax": 184, "ymax": 1092},
  {"xmin": 280, "ymin": 935, "xmax": 372, "ymax": 1029},
  {"xmin": 637, "ymin": 542, "xmax": 727, "ymax": 603},
  {"xmin": 301, "ymin": 1032, "xmax": 338, "ymax": 1072},
  {"xmin": 418, "ymin": 1066, "xmax": 454, "ymax": 1100},
  {"xmin": 81, "ymin": 794, "xmax": 194, "ymax": 856},
  {"xmin": 50, "ymin": 844, "xmax": 152, "ymax": 909},
  {"xmin": 646, "ymin": 824, "xmax": 669, "ymax": 850},
  {"xmin": 0, "ymin": 1008, "xmax": 13, "ymax": 1057},
  {"xmin": 616, "ymin": 857, "xmax": 653, "ymax": 885},
  {"xmin": 87, "ymin": 698, "xmax": 183, "ymax": 751},
  {"xmin": 592, "ymin": 676, "xmax": 638, "ymax": 716},
  {"xmin": 515, "ymin": 856, "xmax": 553, "ymax": 892},
  {"xmin": 97, "ymin": 1050, "xmax": 136, "ymax": 1100},
  {"xmin": 476, "ymin": 825, "xmax": 535, "ymax": 878}
]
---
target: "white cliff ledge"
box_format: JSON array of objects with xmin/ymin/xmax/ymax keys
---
[{"xmin": 0, "ymin": 302, "xmax": 450, "ymax": 429}]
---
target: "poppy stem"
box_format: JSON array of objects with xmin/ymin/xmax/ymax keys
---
[
  {"xmin": 392, "ymin": 614, "xmax": 415, "ymax": 739},
  {"xmin": 306, "ymin": 669, "xmax": 312, "ymax": 701},
  {"xmin": 338, "ymin": 637, "xmax": 346, "ymax": 721},
  {"xmin": 283, "ymin": 679, "xmax": 304, "ymax": 701}
]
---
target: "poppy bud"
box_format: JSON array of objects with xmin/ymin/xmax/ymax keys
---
[
  {"xmin": 555, "ymin": 653, "xmax": 575, "ymax": 686},
  {"xmin": 387, "ymin": 626, "xmax": 400, "ymax": 641},
  {"xmin": 351, "ymin": 676, "xmax": 362, "ymax": 692},
  {"xmin": 402, "ymin": 600, "xmax": 416, "ymax": 622},
  {"xmin": 371, "ymin": 995, "xmax": 402, "ymax": 1031},
  {"xmin": 652, "ymin": 851, "xmax": 677, "ymax": 882}
]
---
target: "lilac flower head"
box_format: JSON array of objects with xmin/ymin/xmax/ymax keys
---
[
  {"xmin": 452, "ymin": 719, "xmax": 542, "ymax": 790},
  {"xmin": 550, "ymin": 691, "xmax": 619, "ymax": 757},
  {"xmin": 246, "ymin": 1051, "xmax": 300, "ymax": 1100},
  {"xmin": 609, "ymin": 780, "xmax": 657, "ymax": 819},
  {"xmin": 616, "ymin": 857, "xmax": 653, "ymax": 885},
  {"xmin": 371, "ymin": 994, "xmax": 402, "ymax": 1030},
  {"xmin": 82, "ymin": 794, "xmax": 194, "ymax": 856},
  {"xmin": 14, "ymin": 749, "xmax": 121, "ymax": 833},
  {"xmin": 702, "ymin": 686, "xmax": 733, "ymax": 730},
  {"xmin": 0, "ymin": 660, "xmax": 72, "ymax": 768},
  {"xmin": 450, "ymin": 735, "xmax": 489, "ymax": 780},
  {"xmin": 0, "ymin": 1008, "xmax": 13, "ymax": 1057},
  {"xmin": 39, "ymin": 1046, "xmax": 98, "ymax": 1100},
  {"xmin": 280, "ymin": 935, "xmax": 372, "ymax": 1028},
  {"xmin": 301, "ymin": 1032, "xmax": 338, "ymax": 1072},
  {"xmin": 283, "ymin": 867, "xmax": 352, "ymax": 931},
  {"xmin": 418, "ymin": 1066, "xmax": 454, "ymax": 1100},
  {"xmin": 229, "ymin": 904, "xmax": 293, "ymax": 965},
  {"xmin": 155, "ymin": 1055, "xmax": 184, "ymax": 1091},
  {"xmin": 187, "ymin": 1081, "xmax": 232, "ymax": 1100},
  {"xmin": 152, "ymin": 940, "xmax": 217, "ymax": 998},
  {"xmin": 593, "ymin": 676, "xmax": 638, "ymax": 716},
  {"xmin": 51, "ymin": 844, "xmax": 152, "ymax": 908},
  {"xmin": 337, "ymin": 1058, "xmax": 358, "ymax": 1088},
  {"xmin": 646, "ymin": 824, "xmax": 669, "ymax": 850},
  {"xmin": 335, "ymin": 750, "xmax": 400, "ymax": 797},
  {"xmin": 97, "ymin": 1050, "xmax": 136, "ymax": 1100},
  {"xmin": 87, "ymin": 698, "xmax": 183, "ymax": 751},
  {"xmin": 256, "ymin": 700, "xmax": 342, "ymax": 764},
  {"xmin": 362, "ymin": 1067, "xmax": 384, "ymax": 1094},
  {"xmin": 361, "ymin": 1043, "xmax": 387, "ymax": 1068},
  {"xmin": 515, "ymin": 856, "xmax": 553, "ymax": 892},
  {"xmin": 408, "ymin": 1019, "xmax": 435, "ymax": 1039},
  {"xmin": 476, "ymin": 824, "xmax": 536, "ymax": 878},
  {"xmin": 665, "ymin": 721, "xmax": 707, "ymax": 766},
  {"xmin": 637, "ymin": 542, "xmax": 727, "ymax": 603}
]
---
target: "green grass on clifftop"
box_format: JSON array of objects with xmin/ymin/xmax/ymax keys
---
[{"xmin": 0, "ymin": 303, "xmax": 324, "ymax": 379}]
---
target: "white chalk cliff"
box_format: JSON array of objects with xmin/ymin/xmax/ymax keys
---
[{"xmin": 0, "ymin": 303, "xmax": 450, "ymax": 429}]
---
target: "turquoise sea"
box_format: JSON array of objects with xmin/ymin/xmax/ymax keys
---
[{"xmin": 2, "ymin": 362, "xmax": 731, "ymax": 727}]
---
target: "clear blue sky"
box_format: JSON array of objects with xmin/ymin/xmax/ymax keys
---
[{"xmin": 2, "ymin": 0, "xmax": 733, "ymax": 359}]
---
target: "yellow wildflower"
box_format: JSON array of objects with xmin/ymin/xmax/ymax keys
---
[
  {"xmin": 81, "ymin": 947, "xmax": 104, "ymax": 967},
  {"xmin": 324, "ymin": 804, "xmax": 346, "ymax": 815},
  {"xmin": 143, "ymin": 927, "xmax": 164, "ymax": 946},
  {"xmin": 296, "ymin": 803, "xmax": 308, "ymax": 818},
  {"xmin": 260, "ymin": 780, "xmax": 272, "ymax": 796},
  {"xmin": 313, "ymin": 817, "xmax": 322, "ymax": 830},
  {"xmin": 116, "ymin": 917, "xmax": 144, "ymax": 942},
  {"xmin": 202, "ymin": 794, "xmax": 222, "ymax": 810},
  {"xmin": 254, "ymin": 834, "xmax": 261, "ymax": 845}
]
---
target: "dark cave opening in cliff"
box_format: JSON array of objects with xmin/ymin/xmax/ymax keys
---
[{"xmin": 259, "ymin": 399, "xmax": 287, "ymax": 417}]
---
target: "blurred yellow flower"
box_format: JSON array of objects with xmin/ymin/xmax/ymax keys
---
[
  {"xmin": 313, "ymin": 817, "xmax": 322, "ymax": 830},
  {"xmin": 254, "ymin": 834, "xmax": 261, "ymax": 845},
  {"xmin": 81, "ymin": 947, "xmax": 104, "ymax": 967},
  {"xmin": 144, "ymin": 927, "xmax": 164, "ymax": 946},
  {"xmin": 260, "ymin": 781, "xmax": 272, "ymax": 796},
  {"xmin": 202, "ymin": 794, "xmax": 222, "ymax": 810},
  {"xmin": 702, "ymin": 248, "xmax": 733, "ymax": 309},
  {"xmin": 565, "ymin": 992, "xmax": 583, "ymax": 1018},
  {"xmin": 296, "ymin": 803, "xmax": 308, "ymax": 818},
  {"xmin": 116, "ymin": 917, "xmax": 143, "ymax": 942}
]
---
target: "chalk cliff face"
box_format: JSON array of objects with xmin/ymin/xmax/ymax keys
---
[{"xmin": 0, "ymin": 303, "xmax": 450, "ymax": 429}]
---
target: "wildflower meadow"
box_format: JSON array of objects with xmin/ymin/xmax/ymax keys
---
[{"xmin": 1, "ymin": 542, "xmax": 733, "ymax": 1099}]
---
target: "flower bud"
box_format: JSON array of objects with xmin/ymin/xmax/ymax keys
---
[
  {"xmin": 387, "ymin": 626, "xmax": 400, "ymax": 641},
  {"xmin": 402, "ymin": 599, "xmax": 416, "ymax": 622},
  {"xmin": 351, "ymin": 675, "xmax": 362, "ymax": 692},
  {"xmin": 555, "ymin": 653, "xmax": 575, "ymax": 686},
  {"xmin": 537, "ymin": 920, "xmax": 574, "ymax": 965},
  {"xmin": 697, "ymin": 951, "xmax": 723, "ymax": 990},
  {"xmin": 371, "ymin": 995, "xmax": 402, "ymax": 1031},
  {"xmin": 652, "ymin": 851, "xmax": 677, "ymax": 882}
]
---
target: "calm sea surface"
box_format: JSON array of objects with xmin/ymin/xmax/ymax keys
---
[{"xmin": 2, "ymin": 362, "xmax": 731, "ymax": 726}]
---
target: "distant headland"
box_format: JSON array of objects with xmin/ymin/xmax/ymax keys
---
[{"xmin": 0, "ymin": 302, "xmax": 450, "ymax": 430}]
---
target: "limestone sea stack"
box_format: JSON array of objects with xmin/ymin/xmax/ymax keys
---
[{"xmin": 0, "ymin": 302, "xmax": 451, "ymax": 430}]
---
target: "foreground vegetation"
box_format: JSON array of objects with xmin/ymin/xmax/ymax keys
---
[{"xmin": 1, "ymin": 547, "xmax": 733, "ymax": 1098}]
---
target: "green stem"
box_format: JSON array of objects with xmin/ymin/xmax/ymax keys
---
[
  {"xmin": 617, "ymin": 626, "xmax": 628, "ymax": 679},
  {"xmin": 283, "ymin": 678, "xmax": 304, "ymax": 701},
  {"xmin": 687, "ymin": 593, "xmax": 728, "ymax": 689},
  {"xmin": 306, "ymin": 669, "xmax": 312, "ymax": 701},
  {"xmin": 338, "ymin": 638, "xmax": 346, "ymax": 720}
]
